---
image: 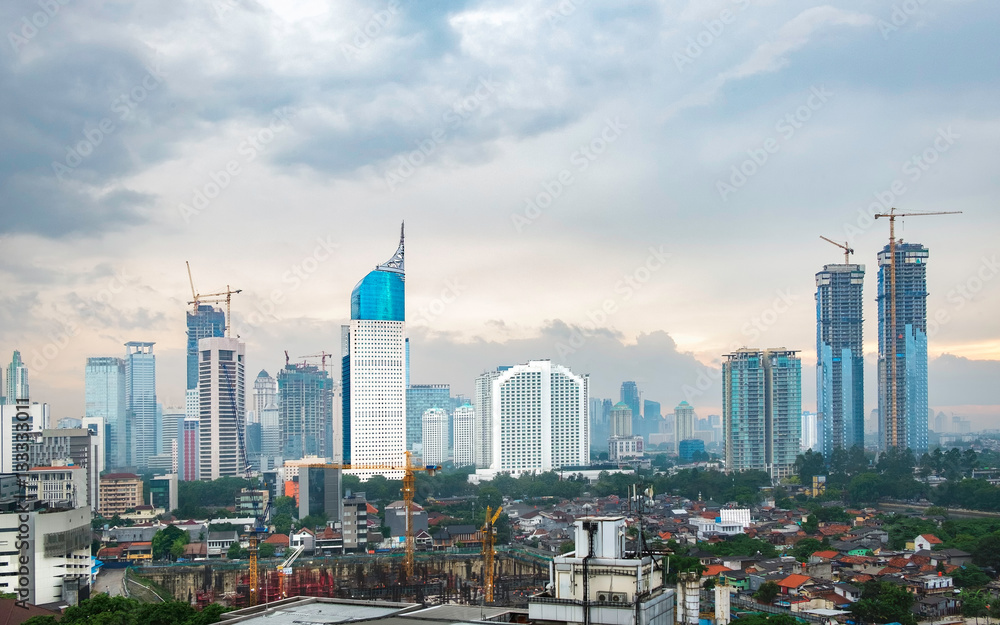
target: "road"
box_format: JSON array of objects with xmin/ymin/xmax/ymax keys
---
[{"xmin": 93, "ymin": 568, "xmax": 126, "ymax": 596}]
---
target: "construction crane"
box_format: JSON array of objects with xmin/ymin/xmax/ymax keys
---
[
  {"xmin": 819, "ymin": 235, "xmax": 854, "ymax": 264},
  {"xmin": 309, "ymin": 451, "xmax": 437, "ymax": 578},
  {"xmin": 277, "ymin": 544, "xmax": 306, "ymax": 599},
  {"xmin": 298, "ymin": 351, "xmax": 335, "ymax": 376},
  {"xmin": 873, "ymin": 207, "xmax": 961, "ymax": 448},
  {"xmin": 481, "ymin": 505, "xmax": 502, "ymax": 604},
  {"xmin": 185, "ymin": 261, "xmax": 242, "ymax": 337},
  {"xmin": 220, "ymin": 361, "xmax": 269, "ymax": 606}
]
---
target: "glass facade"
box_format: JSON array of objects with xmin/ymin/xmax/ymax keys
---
[
  {"xmin": 405, "ymin": 384, "xmax": 450, "ymax": 450},
  {"xmin": 350, "ymin": 270, "xmax": 405, "ymax": 321},
  {"xmin": 186, "ymin": 305, "xmax": 225, "ymax": 390},
  {"xmin": 86, "ymin": 357, "xmax": 126, "ymax": 469},
  {"xmin": 125, "ymin": 342, "xmax": 157, "ymax": 471},
  {"xmin": 278, "ymin": 364, "xmax": 334, "ymax": 461}
]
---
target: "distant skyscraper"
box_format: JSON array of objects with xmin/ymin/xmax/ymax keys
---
[
  {"xmin": 259, "ymin": 402, "xmax": 280, "ymax": 469},
  {"xmin": 186, "ymin": 305, "xmax": 225, "ymax": 391},
  {"xmin": 342, "ymin": 224, "xmax": 406, "ymax": 478},
  {"xmin": 609, "ymin": 402, "xmax": 632, "ymax": 437},
  {"xmin": 421, "ymin": 408, "xmax": 448, "ymax": 466},
  {"xmin": 620, "ymin": 381, "xmax": 640, "ymax": 428},
  {"xmin": 252, "ymin": 370, "xmax": 276, "ymax": 417},
  {"xmin": 178, "ymin": 417, "xmax": 199, "ymax": 481},
  {"xmin": 453, "ymin": 403, "xmax": 475, "ymax": 468},
  {"xmin": 198, "ymin": 336, "xmax": 246, "ymax": 479},
  {"xmin": 675, "ymin": 401, "xmax": 695, "ymax": 445},
  {"xmin": 477, "ymin": 360, "xmax": 589, "ymax": 475},
  {"xmin": 124, "ymin": 342, "xmax": 156, "ymax": 470},
  {"xmin": 877, "ymin": 242, "xmax": 929, "ymax": 452},
  {"xmin": 278, "ymin": 363, "xmax": 334, "ymax": 461},
  {"xmin": 85, "ymin": 356, "xmax": 126, "ymax": 469},
  {"xmin": 643, "ymin": 400, "xmax": 661, "ymax": 420},
  {"xmin": 722, "ymin": 348, "xmax": 802, "ymax": 480},
  {"xmin": 406, "ymin": 384, "xmax": 450, "ymax": 451},
  {"xmin": 816, "ymin": 262, "xmax": 865, "ymax": 458},
  {"xmin": 5, "ymin": 351, "xmax": 28, "ymax": 403},
  {"xmin": 801, "ymin": 411, "xmax": 820, "ymax": 452}
]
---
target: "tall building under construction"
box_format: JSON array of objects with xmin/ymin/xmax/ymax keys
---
[
  {"xmin": 815, "ymin": 263, "xmax": 865, "ymax": 457},
  {"xmin": 877, "ymin": 242, "xmax": 929, "ymax": 452}
]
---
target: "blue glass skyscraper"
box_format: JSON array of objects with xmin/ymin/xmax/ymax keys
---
[
  {"xmin": 816, "ymin": 263, "xmax": 865, "ymax": 457},
  {"xmin": 877, "ymin": 242, "xmax": 929, "ymax": 452},
  {"xmin": 342, "ymin": 224, "xmax": 407, "ymax": 473},
  {"xmin": 125, "ymin": 341, "xmax": 157, "ymax": 470},
  {"xmin": 186, "ymin": 305, "xmax": 225, "ymax": 390}
]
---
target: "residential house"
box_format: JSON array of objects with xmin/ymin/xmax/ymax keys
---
[
  {"xmin": 911, "ymin": 534, "xmax": 943, "ymax": 552},
  {"xmin": 315, "ymin": 526, "xmax": 342, "ymax": 556},
  {"xmin": 207, "ymin": 530, "xmax": 239, "ymax": 557},
  {"xmin": 290, "ymin": 528, "xmax": 315, "ymax": 554}
]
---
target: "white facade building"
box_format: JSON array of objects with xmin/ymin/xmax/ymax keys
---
[
  {"xmin": 197, "ymin": 336, "xmax": 246, "ymax": 479},
  {"xmin": 0, "ymin": 506, "xmax": 92, "ymax": 606},
  {"xmin": 421, "ymin": 408, "xmax": 448, "ymax": 466},
  {"xmin": 251, "ymin": 369, "xmax": 277, "ymax": 426},
  {"xmin": 452, "ymin": 403, "xmax": 475, "ymax": 468},
  {"xmin": 475, "ymin": 360, "xmax": 589, "ymax": 479},
  {"xmin": 185, "ymin": 388, "xmax": 198, "ymax": 420},
  {"xmin": 473, "ymin": 369, "xmax": 502, "ymax": 469},
  {"xmin": 25, "ymin": 465, "xmax": 88, "ymax": 508}
]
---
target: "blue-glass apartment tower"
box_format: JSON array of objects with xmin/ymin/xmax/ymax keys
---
[
  {"xmin": 620, "ymin": 381, "xmax": 641, "ymax": 434},
  {"xmin": 186, "ymin": 305, "xmax": 225, "ymax": 390},
  {"xmin": 816, "ymin": 263, "xmax": 865, "ymax": 458},
  {"xmin": 877, "ymin": 242, "xmax": 929, "ymax": 452},
  {"xmin": 342, "ymin": 224, "xmax": 406, "ymax": 474},
  {"xmin": 722, "ymin": 348, "xmax": 801, "ymax": 481}
]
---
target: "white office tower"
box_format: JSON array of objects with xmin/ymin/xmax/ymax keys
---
[
  {"xmin": 341, "ymin": 225, "xmax": 406, "ymax": 479},
  {"xmin": 421, "ymin": 408, "xmax": 448, "ymax": 466},
  {"xmin": 529, "ymin": 516, "xmax": 674, "ymax": 625},
  {"xmin": 81, "ymin": 415, "xmax": 106, "ymax": 473},
  {"xmin": 198, "ymin": 336, "xmax": 246, "ymax": 479},
  {"xmin": 476, "ymin": 360, "xmax": 589, "ymax": 479},
  {"xmin": 453, "ymin": 403, "xmax": 475, "ymax": 468}
]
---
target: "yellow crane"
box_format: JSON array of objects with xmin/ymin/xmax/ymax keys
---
[
  {"xmin": 481, "ymin": 505, "xmax": 502, "ymax": 603},
  {"xmin": 185, "ymin": 261, "xmax": 242, "ymax": 337},
  {"xmin": 308, "ymin": 451, "xmax": 437, "ymax": 578},
  {"xmin": 873, "ymin": 207, "xmax": 961, "ymax": 448},
  {"xmin": 819, "ymin": 235, "xmax": 854, "ymax": 264}
]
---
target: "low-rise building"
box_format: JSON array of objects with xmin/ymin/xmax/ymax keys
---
[
  {"xmin": 25, "ymin": 465, "xmax": 87, "ymax": 508},
  {"xmin": 207, "ymin": 531, "xmax": 239, "ymax": 557},
  {"xmin": 98, "ymin": 473, "xmax": 143, "ymax": 517}
]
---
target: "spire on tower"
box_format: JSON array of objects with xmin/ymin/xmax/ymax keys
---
[{"xmin": 378, "ymin": 221, "xmax": 405, "ymax": 273}]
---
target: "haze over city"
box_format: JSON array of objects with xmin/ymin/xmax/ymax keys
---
[{"xmin": 2, "ymin": 0, "xmax": 998, "ymax": 428}]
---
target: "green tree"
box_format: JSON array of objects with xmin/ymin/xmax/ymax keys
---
[
  {"xmin": 559, "ymin": 541, "xmax": 575, "ymax": 554},
  {"xmin": 227, "ymin": 542, "xmax": 245, "ymax": 559},
  {"xmin": 258, "ymin": 542, "xmax": 277, "ymax": 558},
  {"xmin": 169, "ymin": 538, "xmax": 187, "ymax": 560},
  {"xmin": 951, "ymin": 564, "xmax": 990, "ymax": 588},
  {"xmin": 794, "ymin": 449, "xmax": 826, "ymax": 486},
  {"xmin": 850, "ymin": 580, "xmax": 916, "ymax": 625},
  {"xmin": 753, "ymin": 581, "xmax": 780, "ymax": 605},
  {"xmin": 271, "ymin": 496, "xmax": 297, "ymax": 518},
  {"xmin": 272, "ymin": 513, "xmax": 293, "ymax": 536},
  {"xmin": 477, "ymin": 486, "xmax": 503, "ymax": 512},
  {"xmin": 847, "ymin": 472, "xmax": 883, "ymax": 505},
  {"xmin": 960, "ymin": 589, "xmax": 988, "ymax": 618},
  {"xmin": 22, "ymin": 594, "xmax": 229, "ymax": 625},
  {"xmin": 704, "ymin": 534, "xmax": 777, "ymax": 558},
  {"xmin": 791, "ymin": 538, "xmax": 825, "ymax": 562},
  {"xmin": 973, "ymin": 532, "xmax": 1000, "ymax": 569},
  {"xmin": 151, "ymin": 526, "xmax": 188, "ymax": 560}
]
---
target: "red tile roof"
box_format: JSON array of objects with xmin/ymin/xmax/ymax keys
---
[
  {"xmin": 704, "ymin": 565, "xmax": 733, "ymax": 576},
  {"xmin": 920, "ymin": 534, "xmax": 943, "ymax": 544},
  {"xmin": 263, "ymin": 533, "xmax": 289, "ymax": 545},
  {"xmin": 812, "ymin": 550, "xmax": 839, "ymax": 560},
  {"xmin": 778, "ymin": 574, "xmax": 812, "ymax": 588}
]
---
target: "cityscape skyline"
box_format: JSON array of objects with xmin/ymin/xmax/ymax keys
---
[{"xmin": 2, "ymin": 2, "xmax": 998, "ymax": 432}]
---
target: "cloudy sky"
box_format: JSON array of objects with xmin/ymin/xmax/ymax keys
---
[{"xmin": 3, "ymin": 0, "xmax": 998, "ymax": 429}]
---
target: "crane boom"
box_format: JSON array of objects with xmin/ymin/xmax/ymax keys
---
[
  {"xmin": 481, "ymin": 505, "xmax": 502, "ymax": 603},
  {"xmin": 873, "ymin": 207, "xmax": 961, "ymax": 448},
  {"xmin": 819, "ymin": 235, "xmax": 854, "ymax": 264}
]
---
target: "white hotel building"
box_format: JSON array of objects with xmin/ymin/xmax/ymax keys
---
[{"xmin": 474, "ymin": 360, "xmax": 589, "ymax": 480}]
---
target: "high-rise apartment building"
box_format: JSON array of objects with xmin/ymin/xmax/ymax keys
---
[
  {"xmin": 252, "ymin": 369, "xmax": 277, "ymax": 421},
  {"xmin": 421, "ymin": 408, "xmax": 449, "ymax": 466},
  {"xmin": 609, "ymin": 402, "xmax": 632, "ymax": 437},
  {"xmin": 453, "ymin": 403, "xmax": 475, "ymax": 467},
  {"xmin": 85, "ymin": 356, "xmax": 126, "ymax": 469},
  {"xmin": 405, "ymin": 384, "xmax": 450, "ymax": 451},
  {"xmin": 124, "ymin": 342, "xmax": 156, "ymax": 470},
  {"xmin": 722, "ymin": 348, "xmax": 801, "ymax": 480},
  {"xmin": 816, "ymin": 262, "xmax": 865, "ymax": 457},
  {"xmin": 475, "ymin": 360, "xmax": 589, "ymax": 477},
  {"xmin": 5, "ymin": 351, "xmax": 28, "ymax": 403},
  {"xmin": 474, "ymin": 368, "xmax": 504, "ymax": 469},
  {"xmin": 278, "ymin": 363, "xmax": 334, "ymax": 461},
  {"xmin": 186, "ymin": 305, "xmax": 225, "ymax": 391},
  {"xmin": 877, "ymin": 242, "xmax": 929, "ymax": 452},
  {"xmin": 198, "ymin": 336, "xmax": 245, "ymax": 479},
  {"xmin": 674, "ymin": 401, "xmax": 695, "ymax": 444},
  {"xmin": 643, "ymin": 400, "xmax": 661, "ymax": 420},
  {"xmin": 341, "ymin": 225, "xmax": 406, "ymax": 478}
]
